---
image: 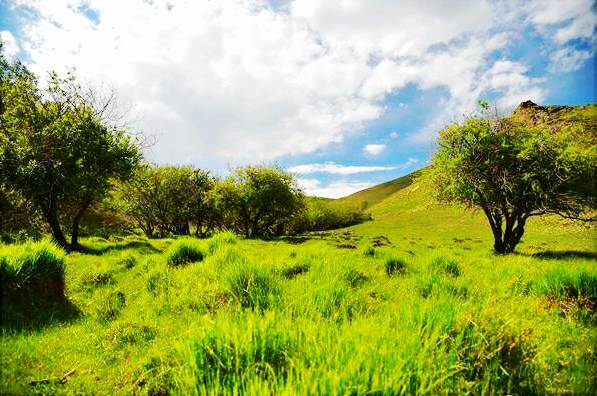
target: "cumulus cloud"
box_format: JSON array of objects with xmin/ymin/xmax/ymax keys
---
[
  {"xmin": 288, "ymin": 162, "xmax": 397, "ymax": 175},
  {"xmin": 363, "ymin": 144, "xmax": 386, "ymax": 156},
  {"xmin": 296, "ymin": 178, "xmax": 373, "ymax": 198},
  {"xmin": 548, "ymin": 47, "xmax": 594, "ymax": 73},
  {"xmin": 0, "ymin": 31, "xmax": 19, "ymax": 57},
  {"xmin": 5, "ymin": 0, "xmax": 594, "ymax": 166}
]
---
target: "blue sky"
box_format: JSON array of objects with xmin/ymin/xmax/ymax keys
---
[{"xmin": 1, "ymin": 0, "xmax": 595, "ymax": 197}]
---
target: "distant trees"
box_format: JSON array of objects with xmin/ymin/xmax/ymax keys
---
[
  {"xmin": 214, "ymin": 166, "xmax": 306, "ymax": 238},
  {"xmin": 118, "ymin": 166, "xmax": 217, "ymax": 238},
  {"xmin": 0, "ymin": 46, "xmax": 141, "ymax": 251},
  {"xmin": 427, "ymin": 104, "xmax": 596, "ymax": 253},
  {"xmin": 119, "ymin": 165, "xmax": 305, "ymax": 239}
]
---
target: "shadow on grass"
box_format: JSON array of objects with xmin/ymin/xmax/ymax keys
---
[
  {"xmin": 0, "ymin": 299, "xmax": 81, "ymax": 332},
  {"xmin": 78, "ymin": 240, "xmax": 162, "ymax": 255},
  {"xmin": 530, "ymin": 250, "xmax": 597, "ymax": 260}
]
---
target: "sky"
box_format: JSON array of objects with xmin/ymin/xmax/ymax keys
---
[{"xmin": 1, "ymin": 0, "xmax": 595, "ymax": 198}]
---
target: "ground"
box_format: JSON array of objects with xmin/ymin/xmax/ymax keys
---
[{"xmin": 1, "ymin": 180, "xmax": 596, "ymax": 395}]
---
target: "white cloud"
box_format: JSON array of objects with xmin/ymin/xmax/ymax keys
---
[
  {"xmin": 288, "ymin": 162, "xmax": 396, "ymax": 175},
  {"xmin": 6, "ymin": 0, "xmax": 594, "ymax": 166},
  {"xmin": 0, "ymin": 31, "xmax": 19, "ymax": 57},
  {"xmin": 548, "ymin": 47, "xmax": 593, "ymax": 73},
  {"xmin": 297, "ymin": 178, "xmax": 373, "ymax": 198},
  {"xmin": 363, "ymin": 143, "xmax": 386, "ymax": 156}
]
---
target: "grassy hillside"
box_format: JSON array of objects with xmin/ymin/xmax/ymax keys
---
[
  {"xmin": 1, "ymin": 102, "xmax": 595, "ymax": 395},
  {"xmin": 1, "ymin": 175, "xmax": 596, "ymax": 395},
  {"xmin": 334, "ymin": 171, "xmax": 419, "ymax": 210}
]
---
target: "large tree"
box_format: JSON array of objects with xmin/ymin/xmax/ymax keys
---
[
  {"xmin": 427, "ymin": 103, "xmax": 595, "ymax": 253},
  {"xmin": 0, "ymin": 48, "xmax": 141, "ymax": 250},
  {"xmin": 118, "ymin": 166, "xmax": 216, "ymax": 238},
  {"xmin": 213, "ymin": 165, "xmax": 306, "ymax": 238}
]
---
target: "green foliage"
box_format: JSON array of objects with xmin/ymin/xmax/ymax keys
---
[
  {"xmin": 212, "ymin": 165, "xmax": 305, "ymax": 238},
  {"xmin": 117, "ymin": 166, "xmax": 216, "ymax": 238},
  {"xmin": 0, "ymin": 50, "xmax": 141, "ymax": 250},
  {"xmin": 290, "ymin": 197, "xmax": 371, "ymax": 233},
  {"xmin": 426, "ymin": 103, "xmax": 596, "ymax": 253},
  {"xmin": 165, "ymin": 238, "xmax": 205, "ymax": 266}
]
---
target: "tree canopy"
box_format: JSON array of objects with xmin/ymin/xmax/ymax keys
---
[
  {"xmin": 426, "ymin": 104, "xmax": 596, "ymax": 253},
  {"xmin": 0, "ymin": 46, "xmax": 141, "ymax": 250}
]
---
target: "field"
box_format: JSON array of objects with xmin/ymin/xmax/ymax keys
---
[{"xmin": 1, "ymin": 178, "xmax": 596, "ymax": 395}]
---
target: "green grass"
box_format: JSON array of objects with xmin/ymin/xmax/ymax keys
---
[{"xmin": 1, "ymin": 178, "xmax": 595, "ymax": 394}]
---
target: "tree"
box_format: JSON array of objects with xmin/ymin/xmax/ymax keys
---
[
  {"xmin": 426, "ymin": 103, "xmax": 596, "ymax": 254},
  {"xmin": 213, "ymin": 165, "xmax": 306, "ymax": 238},
  {"xmin": 0, "ymin": 47, "xmax": 141, "ymax": 250},
  {"xmin": 118, "ymin": 166, "xmax": 216, "ymax": 238}
]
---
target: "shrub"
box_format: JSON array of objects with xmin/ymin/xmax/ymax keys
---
[
  {"xmin": 223, "ymin": 261, "xmax": 280, "ymax": 310},
  {"xmin": 166, "ymin": 239, "xmax": 205, "ymax": 266},
  {"xmin": 0, "ymin": 238, "xmax": 67, "ymax": 304},
  {"xmin": 207, "ymin": 230, "xmax": 238, "ymax": 253},
  {"xmin": 430, "ymin": 254, "xmax": 460, "ymax": 277},
  {"xmin": 385, "ymin": 256, "xmax": 407, "ymax": 276}
]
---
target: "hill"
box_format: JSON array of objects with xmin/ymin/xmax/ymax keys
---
[{"xmin": 334, "ymin": 171, "xmax": 419, "ymax": 209}]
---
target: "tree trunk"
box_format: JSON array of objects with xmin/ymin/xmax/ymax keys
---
[
  {"xmin": 44, "ymin": 208, "xmax": 68, "ymax": 250},
  {"xmin": 70, "ymin": 199, "xmax": 92, "ymax": 251}
]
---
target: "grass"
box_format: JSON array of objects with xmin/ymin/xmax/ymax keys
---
[
  {"xmin": 0, "ymin": 180, "xmax": 595, "ymax": 394},
  {"xmin": 165, "ymin": 238, "xmax": 206, "ymax": 266}
]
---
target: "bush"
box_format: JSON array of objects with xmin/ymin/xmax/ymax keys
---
[
  {"xmin": 207, "ymin": 231, "xmax": 238, "ymax": 253},
  {"xmin": 430, "ymin": 254, "xmax": 460, "ymax": 277},
  {"xmin": 385, "ymin": 256, "xmax": 407, "ymax": 276},
  {"xmin": 166, "ymin": 239, "xmax": 205, "ymax": 266},
  {"xmin": 223, "ymin": 261, "xmax": 280, "ymax": 311},
  {"xmin": 0, "ymin": 238, "xmax": 67, "ymax": 304},
  {"xmin": 289, "ymin": 199, "xmax": 371, "ymax": 233}
]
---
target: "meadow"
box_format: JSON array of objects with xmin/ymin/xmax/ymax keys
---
[{"xmin": 1, "ymin": 179, "xmax": 596, "ymax": 395}]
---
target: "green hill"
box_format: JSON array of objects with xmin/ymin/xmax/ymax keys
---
[{"xmin": 334, "ymin": 171, "xmax": 420, "ymax": 209}]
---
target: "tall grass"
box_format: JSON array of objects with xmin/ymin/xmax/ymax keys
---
[
  {"xmin": 0, "ymin": 238, "xmax": 66, "ymax": 303},
  {"xmin": 165, "ymin": 238, "xmax": 206, "ymax": 266}
]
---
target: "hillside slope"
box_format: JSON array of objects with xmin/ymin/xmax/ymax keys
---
[{"xmin": 334, "ymin": 171, "xmax": 419, "ymax": 209}]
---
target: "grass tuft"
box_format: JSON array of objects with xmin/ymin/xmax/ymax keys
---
[
  {"xmin": 384, "ymin": 255, "xmax": 407, "ymax": 276},
  {"xmin": 208, "ymin": 231, "xmax": 238, "ymax": 253},
  {"xmin": 166, "ymin": 238, "xmax": 205, "ymax": 266}
]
